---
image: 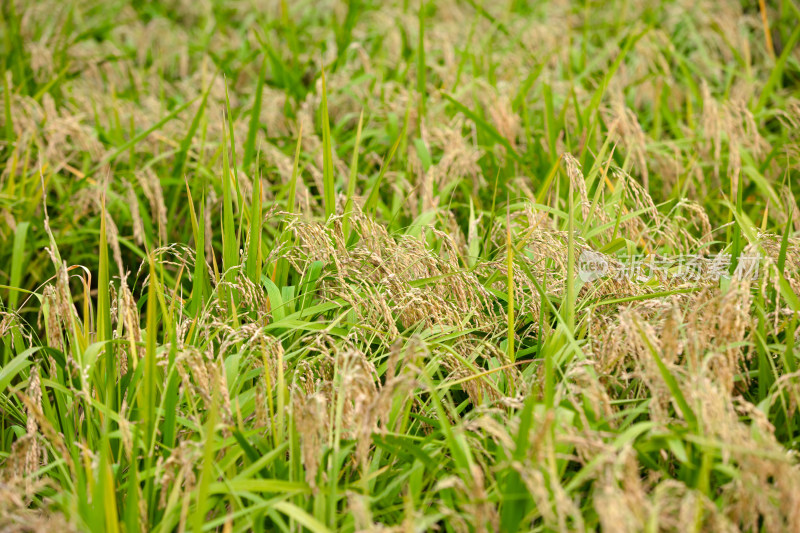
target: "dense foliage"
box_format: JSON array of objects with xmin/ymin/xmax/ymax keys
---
[{"xmin": 1, "ymin": 0, "xmax": 800, "ymax": 531}]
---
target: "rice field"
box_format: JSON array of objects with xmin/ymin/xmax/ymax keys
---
[{"xmin": 1, "ymin": 0, "xmax": 800, "ymax": 531}]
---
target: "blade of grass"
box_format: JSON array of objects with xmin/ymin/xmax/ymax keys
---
[
  {"xmin": 364, "ymin": 129, "xmax": 403, "ymax": 216},
  {"xmin": 220, "ymin": 110, "xmax": 238, "ymax": 286},
  {"xmin": 243, "ymin": 55, "xmax": 268, "ymax": 172},
  {"xmin": 565, "ymin": 174, "xmax": 576, "ymax": 334},
  {"xmin": 246, "ymin": 154, "xmax": 263, "ymax": 285},
  {"xmin": 754, "ymin": 22, "xmax": 800, "ymax": 114},
  {"xmin": 7, "ymin": 221, "xmax": 29, "ymax": 310},
  {"xmin": 342, "ymin": 110, "xmax": 364, "ymax": 241},
  {"xmin": 506, "ymin": 198, "xmax": 515, "ymax": 364},
  {"xmin": 192, "ymin": 385, "xmax": 219, "ymax": 533},
  {"xmin": 172, "ymin": 83, "xmax": 213, "ymax": 179},
  {"xmin": 274, "ymin": 124, "xmax": 304, "ymax": 289},
  {"xmin": 634, "ymin": 318, "xmax": 698, "ymax": 431},
  {"xmin": 320, "ymin": 67, "xmax": 336, "ymax": 219},
  {"xmin": 441, "ymin": 92, "xmax": 523, "ymax": 164},
  {"xmin": 417, "ymin": 0, "xmax": 426, "ymax": 123},
  {"xmin": 185, "ymin": 177, "xmax": 208, "ymax": 315},
  {"xmin": 90, "ymin": 97, "xmax": 197, "ymax": 177}
]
